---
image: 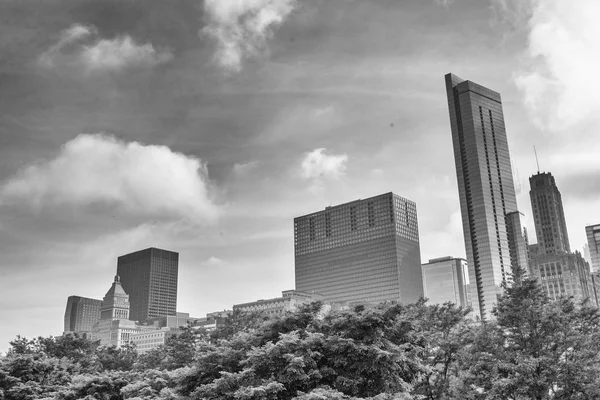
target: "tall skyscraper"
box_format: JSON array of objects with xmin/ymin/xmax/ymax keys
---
[
  {"xmin": 529, "ymin": 172, "xmax": 570, "ymax": 255},
  {"xmin": 445, "ymin": 73, "xmax": 527, "ymax": 320},
  {"xmin": 117, "ymin": 248, "xmax": 179, "ymax": 322},
  {"xmin": 586, "ymin": 224, "xmax": 600, "ymax": 273},
  {"xmin": 294, "ymin": 192, "xmax": 423, "ymax": 304},
  {"xmin": 63, "ymin": 296, "xmax": 101, "ymax": 334},
  {"xmin": 421, "ymin": 257, "xmax": 469, "ymax": 307},
  {"xmin": 505, "ymin": 211, "xmax": 531, "ymax": 276}
]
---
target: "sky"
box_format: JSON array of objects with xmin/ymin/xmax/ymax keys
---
[{"xmin": 1, "ymin": 0, "xmax": 599, "ymax": 352}]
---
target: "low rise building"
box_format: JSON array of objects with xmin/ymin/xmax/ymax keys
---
[{"xmin": 233, "ymin": 290, "xmax": 324, "ymax": 316}]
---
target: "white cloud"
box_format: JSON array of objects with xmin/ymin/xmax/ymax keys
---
[
  {"xmin": 1, "ymin": 133, "xmax": 217, "ymax": 223},
  {"xmin": 301, "ymin": 148, "xmax": 348, "ymax": 180},
  {"xmin": 434, "ymin": 0, "xmax": 455, "ymax": 7},
  {"xmin": 204, "ymin": 256, "xmax": 225, "ymax": 266},
  {"xmin": 513, "ymin": 0, "xmax": 600, "ymax": 130},
  {"xmin": 39, "ymin": 23, "xmax": 172, "ymax": 73},
  {"xmin": 202, "ymin": 0, "xmax": 297, "ymax": 72},
  {"xmin": 233, "ymin": 161, "xmax": 259, "ymax": 176}
]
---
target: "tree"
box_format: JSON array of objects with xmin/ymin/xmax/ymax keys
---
[{"xmin": 454, "ymin": 272, "xmax": 600, "ymax": 399}]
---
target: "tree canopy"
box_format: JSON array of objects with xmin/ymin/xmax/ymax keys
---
[{"xmin": 2, "ymin": 275, "xmax": 600, "ymax": 400}]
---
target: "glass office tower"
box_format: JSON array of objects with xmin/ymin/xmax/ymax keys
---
[
  {"xmin": 421, "ymin": 257, "xmax": 469, "ymax": 307},
  {"xmin": 116, "ymin": 247, "xmax": 179, "ymax": 322},
  {"xmin": 294, "ymin": 192, "xmax": 423, "ymax": 304},
  {"xmin": 445, "ymin": 73, "xmax": 527, "ymax": 320},
  {"xmin": 63, "ymin": 296, "xmax": 102, "ymax": 334}
]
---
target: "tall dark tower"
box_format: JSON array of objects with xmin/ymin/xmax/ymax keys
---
[
  {"xmin": 116, "ymin": 248, "xmax": 179, "ymax": 322},
  {"xmin": 529, "ymin": 172, "xmax": 570, "ymax": 255},
  {"xmin": 445, "ymin": 73, "xmax": 528, "ymax": 320}
]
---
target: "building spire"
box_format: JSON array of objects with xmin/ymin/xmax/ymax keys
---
[
  {"xmin": 534, "ymin": 146, "xmax": 540, "ymax": 173},
  {"xmin": 114, "ymin": 274, "xmax": 120, "ymax": 283}
]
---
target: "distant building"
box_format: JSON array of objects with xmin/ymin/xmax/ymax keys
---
[
  {"xmin": 233, "ymin": 290, "xmax": 325, "ymax": 316},
  {"xmin": 529, "ymin": 252, "xmax": 594, "ymax": 304},
  {"xmin": 144, "ymin": 312, "xmax": 202, "ymax": 329},
  {"xmin": 445, "ymin": 73, "xmax": 527, "ymax": 320},
  {"xmin": 529, "ymin": 172, "xmax": 571, "ymax": 255},
  {"xmin": 91, "ymin": 275, "xmax": 140, "ymax": 348},
  {"xmin": 421, "ymin": 257, "xmax": 469, "ymax": 307},
  {"xmin": 505, "ymin": 211, "xmax": 531, "ymax": 276},
  {"xmin": 129, "ymin": 328, "xmax": 175, "ymax": 354},
  {"xmin": 117, "ymin": 247, "xmax": 179, "ymax": 322},
  {"xmin": 294, "ymin": 192, "xmax": 423, "ymax": 305},
  {"xmin": 585, "ymin": 224, "xmax": 600, "ymax": 273},
  {"xmin": 63, "ymin": 296, "xmax": 101, "ymax": 335}
]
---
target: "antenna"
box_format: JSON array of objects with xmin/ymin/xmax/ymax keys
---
[{"xmin": 533, "ymin": 146, "xmax": 540, "ymax": 173}]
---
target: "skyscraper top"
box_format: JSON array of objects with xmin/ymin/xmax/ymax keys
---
[{"xmin": 445, "ymin": 73, "xmax": 502, "ymax": 103}]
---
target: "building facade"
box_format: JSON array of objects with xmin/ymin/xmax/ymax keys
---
[
  {"xmin": 445, "ymin": 73, "xmax": 527, "ymax": 320},
  {"xmin": 586, "ymin": 224, "xmax": 600, "ymax": 273},
  {"xmin": 529, "ymin": 172, "xmax": 570, "ymax": 255},
  {"xmin": 117, "ymin": 248, "xmax": 179, "ymax": 322},
  {"xmin": 294, "ymin": 192, "xmax": 423, "ymax": 304},
  {"xmin": 91, "ymin": 275, "xmax": 140, "ymax": 348},
  {"xmin": 63, "ymin": 296, "xmax": 102, "ymax": 335},
  {"xmin": 505, "ymin": 211, "xmax": 531, "ymax": 276},
  {"xmin": 129, "ymin": 328, "xmax": 175, "ymax": 354},
  {"xmin": 233, "ymin": 290, "xmax": 325, "ymax": 316},
  {"xmin": 529, "ymin": 252, "xmax": 594, "ymax": 304},
  {"xmin": 421, "ymin": 257, "xmax": 469, "ymax": 307}
]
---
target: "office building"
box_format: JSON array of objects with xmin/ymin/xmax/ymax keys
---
[
  {"xmin": 63, "ymin": 296, "xmax": 101, "ymax": 335},
  {"xmin": 91, "ymin": 275, "xmax": 140, "ymax": 348},
  {"xmin": 421, "ymin": 257, "xmax": 469, "ymax": 307},
  {"xmin": 506, "ymin": 211, "xmax": 531, "ymax": 276},
  {"xmin": 233, "ymin": 290, "xmax": 325, "ymax": 316},
  {"xmin": 529, "ymin": 252, "xmax": 594, "ymax": 304},
  {"xmin": 529, "ymin": 172, "xmax": 570, "ymax": 255},
  {"xmin": 117, "ymin": 247, "xmax": 179, "ymax": 322},
  {"xmin": 129, "ymin": 328, "xmax": 175, "ymax": 354},
  {"xmin": 445, "ymin": 73, "xmax": 527, "ymax": 320},
  {"xmin": 294, "ymin": 192, "xmax": 423, "ymax": 304},
  {"xmin": 586, "ymin": 224, "xmax": 600, "ymax": 273}
]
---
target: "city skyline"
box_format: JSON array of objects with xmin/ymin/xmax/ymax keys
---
[{"xmin": 1, "ymin": 0, "xmax": 600, "ymax": 350}]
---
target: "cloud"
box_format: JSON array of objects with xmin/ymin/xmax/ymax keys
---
[
  {"xmin": 233, "ymin": 161, "xmax": 259, "ymax": 176},
  {"xmin": 513, "ymin": 0, "xmax": 600, "ymax": 130},
  {"xmin": 1, "ymin": 133, "xmax": 217, "ymax": 223},
  {"xmin": 202, "ymin": 0, "xmax": 298, "ymax": 72},
  {"xmin": 434, "ymin": 0, "xmax": 455, "ymax": 7},
  {"xmin": 301, "ymin": 148, "xmax": 348, "ymax": 180},
  {"xmin": 39, "ymin": 23, "xmax": 172, "ymax": 73},
  {"xmin": 204, "ymin": 256, "xmax": 225, "ymax": 266}
]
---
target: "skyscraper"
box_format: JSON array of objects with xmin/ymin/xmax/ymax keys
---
[
  {"xmin": 63, "ymin": 296, "xmax": 101, "ymax": 334},
  {"xmin": 445, "ymin": 73, "xmax": 527, "ymax": 320},
  {"xmin": 529, "ymin": 172, "xmax": 570, "ymax": 255},
  {"xmin": 116, "ymin": 248, "xmax": 179, "ymax": 322},
  {"xmin": 586, "ymin": 224, "xmax": 600, "ymax": 273},
  {"xmin": 294, "ymin": 192, "xmax": 423, "ymax": 304},
  {"xmin": 421, "ymin": 257, "xmax": 469, "ymax": 307}
]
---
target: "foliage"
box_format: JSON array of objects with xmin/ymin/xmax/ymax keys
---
[{"xmin": 5, "ymin": 283, "xmax": 600, "ymax": 400}]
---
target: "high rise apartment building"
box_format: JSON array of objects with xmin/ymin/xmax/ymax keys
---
[
  {"xmin": 63, "ymin": 296, "xmax": 101, "ymax": 334},
  {"xmin": 586, "ymin": 224, "xmax": 600, "ymax": 273},
  {"xmin": 421, "ymin": 257, "xmax": 469, "ymax": 307},
  {"xmin": 445, "ymin": 73, "xmax": 528, "ymax": 320},
  {"xmin": 529, "ymin": 172, "xmax": 570, "ymax": 255},
  {"xmin": 117, "ymin": 248, "xmax": 179, "ymax": 322},
  {"xmin": 294, "ymin": 192, "xmax": 423, "ymax": 304}
]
